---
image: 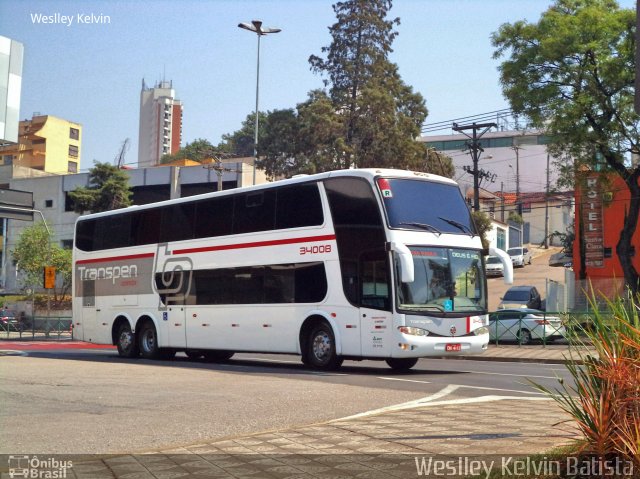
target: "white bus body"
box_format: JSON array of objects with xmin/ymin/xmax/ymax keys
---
[{"xmin": 72, "ymin": 169, "xmax": 512, "ymax": 370}]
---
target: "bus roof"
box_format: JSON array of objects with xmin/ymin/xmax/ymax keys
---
[{"xmin": 75, "ymin": 168, "xmax": 458, "ymax": 222}]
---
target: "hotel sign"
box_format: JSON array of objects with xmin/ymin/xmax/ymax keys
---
[{"xmin": 582, "ymin": 175, "xmax": 604, "ymax": 268}]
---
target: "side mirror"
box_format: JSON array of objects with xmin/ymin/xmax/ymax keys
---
[
  {"xmin": 389, "ymin": 242, "xmax": 414, "ymax": 283},
  {"xmin": 489, "ymin": 247, "xmax": 513, "ymax": 285}
]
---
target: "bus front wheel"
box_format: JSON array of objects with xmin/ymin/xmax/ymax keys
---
[
  {"xmin": 385, "ymin": 357, "xmax": 418, "ymax": 371},
  {"xmin": 116, "ymin": 322, "xmax": 139, "ymax": 358},
  {"xmin": 306, "ymin": 323, "xmax": 343, "ymax": 370}
]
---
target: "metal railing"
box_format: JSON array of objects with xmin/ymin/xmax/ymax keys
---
[
  {"xmin": 489, "ymin": 310, "xmax": 601, "ymax": 346},
  {"xmin": 0, "ymin": 316, "xmax": 73, "ymax": 340}
]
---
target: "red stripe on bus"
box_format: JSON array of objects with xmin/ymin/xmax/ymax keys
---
[
  {"xmin": 173, "ymin": 234, "xmax": 337, "ymax": 255},
  {"xmin": 76, "ymin": 252, "xmax": 155, "ymax": 265}
]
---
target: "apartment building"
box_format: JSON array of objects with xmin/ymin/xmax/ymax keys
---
[
  {"xmin": 138, "ymin": 79, "xmax": 182, "ymax": 167},
  {"xmin": 0, "ymin": 114, "xmax": 82, "ymax": 178}
]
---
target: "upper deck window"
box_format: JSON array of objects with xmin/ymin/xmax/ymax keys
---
[{"xmin": 378, "ymin": 178, "xmax": 476, "ymax": 236}]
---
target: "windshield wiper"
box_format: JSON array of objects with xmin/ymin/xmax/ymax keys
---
[
  {"xmin": 399, "ymin": 222, "xmax": 441, "ymax": 236},
  {"xmin": 438, "ymin": 217, "xmax": 475, "ymax": 237}
]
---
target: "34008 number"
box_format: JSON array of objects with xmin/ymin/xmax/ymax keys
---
[{"xmin": 299, "ymin": 244, "xmax": 332, "ymax": 255}]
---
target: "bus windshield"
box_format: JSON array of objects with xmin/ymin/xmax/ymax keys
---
[
  {"xmin": 378, "ymin": 178, "xmax": 476, "ymax": 235},
  {"xmin": 396, "ymin": 246, "xmax": 486, "ymax": 315}
]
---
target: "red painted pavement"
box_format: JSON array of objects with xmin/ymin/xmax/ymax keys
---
[{"xmin": 0, "ymin": 341, "xmax": 116, "ymax": 351}]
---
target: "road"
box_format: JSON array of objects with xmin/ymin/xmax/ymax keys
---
[
  {"xmin": 0, "ymin": 346, "xmax": 572, "ymax": 454},
  {"xmin": 487, "ymin": 246, "xmax": 566, "ymax": 311}
]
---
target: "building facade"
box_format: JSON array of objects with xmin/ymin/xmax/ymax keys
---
[
  {"xmin": 0, "ymin": 114, "xmax": 82, "ymax": 176},
  {"xmin": 0, "ymin": 35, "xmax": 23, "ymax": 145},
  {"xmin": 573, "ymin": 172, "xmax": 640, "ymax": 302},
  {"xmin": 138, "ymin": 80, "xmax": 182, "ymax": 167}
]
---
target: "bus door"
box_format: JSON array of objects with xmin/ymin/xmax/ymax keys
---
[{"xmin": 359, "ymin": 250, "xmax": 393, "ymax": 357}]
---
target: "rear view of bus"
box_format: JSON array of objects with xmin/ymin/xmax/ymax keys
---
[{"xmin": 72, "ymin": 169, "xmax": 512, "ymax": 371}]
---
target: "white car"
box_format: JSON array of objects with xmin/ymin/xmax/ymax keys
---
[
  {"xmin": 489, "ymin": 308, "xmax": 566, "ymax": 345},
  {"xmin": 507, "ymin": 246, "xmax": 532, "ymax": 267},
  {"xmin": 485, "ymin": 256, "xmax": 504, "ymax": 277}
]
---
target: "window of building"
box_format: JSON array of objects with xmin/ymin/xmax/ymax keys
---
[
  {"xmin": 69, "ymin": 128, "xmax": 80, "ymax": 140},
  {"xmin": 521, "ymin": 202, "xmax": 531, "ymax": 213},
  {"xmin": 68, "ymin": 161, "xmax": 78, "ymax": 173},
  {"xmin": 68, "ymin": 145, "xmax": 79, "ymax": 158},
  {"xmin": 44, "ymin": 199, "xmax": 53, "ymax": 208},
  {"xmin": 32, "ymin": 138, "xmax": 45, "ymax": 144},
  {"xmin": 61, "ymin": 240, "xmax": 73, "ymax": 250}
]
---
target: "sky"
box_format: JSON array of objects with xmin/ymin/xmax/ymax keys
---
[{"xmin": 1, "ymin": 0, "xmax": 636, "ymax": 172}]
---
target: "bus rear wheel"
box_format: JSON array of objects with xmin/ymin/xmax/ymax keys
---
[
  {"xmin": 116, "ymin": 322, "xmax": 139, "ymax": 358},
  {"xmin": 385, "ymin": 358, "xmax": 418, "ymax": 371},
  {"xmin": 306, "ymin": 322, "xmax": 343, "ymax": 370},
  {"xmin": 138, "ymin": 321, "xmax": 161, "ymax": 359}
]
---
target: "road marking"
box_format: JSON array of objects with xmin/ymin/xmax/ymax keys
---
[
  {"xmin": 377, "ymin": 376, "xmax": 431, "ymax": 384},
  {"xmin": 376, "ymin": 376, "xmax": 544, "ymax": 395},
  {"xmin": 332, "ymin": 384, "xmax": 460, "ymax": 422},
  {"xmin": 454, "ymin": 369, "xmax": 563, "ymax": 379},
  {"xmin": 331, "ymin": 389, "xmax": 552, "ymax": 424}
]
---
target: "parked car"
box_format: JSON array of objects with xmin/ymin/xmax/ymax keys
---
[
  {"xmin": 485, "ymin": 256, "xmax": 504, "ymax": 277},
  {"xmin": 489, "ymin": 308, "xmax": 566, "ymax": 344},
  {"xmin": 508, "ymin": 246, "xmax": 532, "ymax": 267},
  {"xmin": 0, "ymin": 309, "xmax": 20, "ymax": 332},
  {"xmin": 498, "ymin": 285, "xmax": 542, "ymax": 310}
]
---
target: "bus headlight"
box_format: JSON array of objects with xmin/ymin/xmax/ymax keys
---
[
  {"xmin": 474, "ymin": 326, "xmax": 489, "ymax": 336},
  {"xmin": 398, "ymin": 326, "xmax": 430, "ymax": 336}
]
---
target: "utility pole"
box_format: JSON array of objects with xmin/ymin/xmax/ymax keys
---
[
  {"xmin": 544, "ymin": 153, "xmax": 550, "ymax": 249},
  {"xmin": 500, "ymin": 181, "xmax": 505, "ymax": 223},
  {"xmin": 452, "ymin": 122, "xmax": 496, "ymax": 211},
  {"xmin": 510, "ymin": 145, "xmax": 522, "ymax": 215}
]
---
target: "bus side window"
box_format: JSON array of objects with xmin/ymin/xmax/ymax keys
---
[{"xmin": 360, "ymin": 251, "xmax": 390, "ymax": 311}]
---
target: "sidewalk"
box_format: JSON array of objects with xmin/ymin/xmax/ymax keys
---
[{"xmin": 450, "ymin": 343, "xmax": 596, "ymax": 364}]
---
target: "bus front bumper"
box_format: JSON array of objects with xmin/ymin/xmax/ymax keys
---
[{"xmin": 393, "ymin": 332, "xmax": 489, "ymax": 358}]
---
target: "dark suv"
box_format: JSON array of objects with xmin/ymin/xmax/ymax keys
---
[{"xmin": 498, "ymin": 286, "xmax": 542, "ymax": 310}]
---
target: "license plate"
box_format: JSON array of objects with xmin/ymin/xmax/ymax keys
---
[{"xmin": 445, "ymin": 343, "xmax": 462, "ymax": 352}]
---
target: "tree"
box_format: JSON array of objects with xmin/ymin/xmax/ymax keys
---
[
  {"xmin": 160, "ymin": 138, "xmax": 221, "ymax": 164},
  {"xmin": 308, "ymin": 0, "xmax": 430, "ymax": 170},
  {"xmin": 492, "ymin": 0, "xmax": 640, "ymax": 294},
  {"xmin": 11, "ymin": 222, "xmax": 72, "ymax": 306},
  {"xmin": 471, "ymin": 210, "xmax": 493, "ymax": 251},
  {"xmin": 68, "ymin": 162, "xmax": 133, "ymax": 213},
  {"xmin": 217, "ymin": 113, "xmax": 268, "ymax": 158}
]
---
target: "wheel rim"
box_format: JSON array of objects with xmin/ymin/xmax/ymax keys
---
[
  {"xmin": 142, "ymin": 328, "xmax": 155, "ymax": 352},
  {"xmin": 312, "ymin": 331, "xmax": 332, "ymax": 362},
  {"xmin": 119, "ymin": 330, "xmax": 132, "ymax": 350}
]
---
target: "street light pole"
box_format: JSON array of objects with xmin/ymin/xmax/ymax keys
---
[{"xmin": 238, "ymin": 20, "xmax": 281, "ymax": 185}]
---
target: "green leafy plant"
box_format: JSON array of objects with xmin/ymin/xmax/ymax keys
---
[{"xmin": 534, "ymin": 291, "xmax": 640, "ymax": 468}]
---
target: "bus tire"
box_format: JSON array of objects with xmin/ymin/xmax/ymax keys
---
[
  {"xmin": 307, "ymin": 322, "xmax": 343, "ymax": 370},
  {"xmin": 116, "ymin": 321, "xmax": 139, "ymax": 358},
  {"xmin": 203, "ymin": 350, "xmax": 234, "ymax": 362},
  {"xmin": 138, "ymin": 321, "xmax": 161, "ymax": 359},
  {"xmin": 385, "ymin": 357, "xmax": 418, "ymax": 371}
]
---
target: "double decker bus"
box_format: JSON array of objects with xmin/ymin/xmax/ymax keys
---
[{"xmin": 72, "ymin": 169, "xmax": 512, "ymax": 371}]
